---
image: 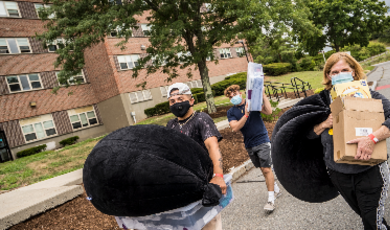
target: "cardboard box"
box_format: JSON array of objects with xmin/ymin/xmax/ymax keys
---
[
  {"xmin": 331, "ymin": 80, "xmax": 371, "ymax": 100},
  {"xmin": 330, "ymin": 96, "xmax": 387, "ymax": 166}
]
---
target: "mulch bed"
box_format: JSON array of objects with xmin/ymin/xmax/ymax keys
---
[{"xmin": 10, "ymin": 107, "xmax": 291, "ymax": 230}]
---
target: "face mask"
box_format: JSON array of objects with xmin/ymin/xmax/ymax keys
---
[
  {"xmin": 331, "ymin": 72, "xmax": 354, "ymax": 85},
  {"xmin": 230, "ymin": 95, "xmax": 242, "ymax": 105},
  {"xmin": 170, "ymin": 101, "xmax": 191, "ymax": 118}
]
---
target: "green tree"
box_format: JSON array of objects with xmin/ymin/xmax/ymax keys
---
[
  {"xmin": 37, "ymin": 0, "xmax": 314, "ymax": 113},
  {"xmin": 299, "ymin": 0, "xmax": 389, "ymax": 55}
]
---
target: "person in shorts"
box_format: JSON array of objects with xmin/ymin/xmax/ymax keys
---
[
  {"xmin": 225, "ymin": 84, "xmax": 281, "ymax": 211},
  {"xmin": 166, "ymin": 82, "xmax": 226, "ymax": 230}
]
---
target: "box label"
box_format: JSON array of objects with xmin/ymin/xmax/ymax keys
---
[{"xmin": 355, "ymin": 127, "xmax": 373, "ymax": 136}]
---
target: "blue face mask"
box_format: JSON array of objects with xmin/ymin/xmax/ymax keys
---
[
  {"xmin": 230, "ymin": 95, "xmax": 242, "ymax": 105},
  {"xmin": 331, "ymin": 72, "xmax": 354, "ymax": 85}
]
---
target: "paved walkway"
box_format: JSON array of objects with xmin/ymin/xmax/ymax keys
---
[{"xmin": 220, "ymin": 65, "xmax": 390, "ymax": 229}]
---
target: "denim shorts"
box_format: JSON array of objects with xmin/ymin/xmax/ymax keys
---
[{"xmin": 246, "ymin": 142, "xmax": 272, "ymax": 168}]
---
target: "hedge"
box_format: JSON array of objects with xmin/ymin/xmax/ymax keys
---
[
  {"xmin": 59, "ymin": 136, "xmax": 79, "ymax": 147},
  {"xmin": 211, "ymin": 78, "xmax": 246, "ymax": 96},
  {"xmin": 263, "ymin": 63, "xmax": 291, "ymax": 76},
  {"xmin": 191, "ymin": 88, "xmax": 204, "ymax": 94},
  {"xmin": 17, "ymin": 144, "xmax": 47, "ymax": 158},
  {"xmin": 224, "ymin": 72, "xmax": 247, "ymax": 80},
  {"xmin": 144, "ymin": 101, "xmax": 170, "ymax": 117}
]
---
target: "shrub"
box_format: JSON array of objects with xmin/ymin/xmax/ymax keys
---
[
  {"xmin": 261, "ymin": 101, "xmax": 281, "ymax": 122},
  {"xmin": 263, "ymin": 63, "xmax": 291, "ymax": 76},
  {"xmin": 191, "ymin": 88, "xmax": 204, "ymax": 94},
  {"xmin": 325, "ymin": 50, "xmax": 336, "ymax": 59},
  {"xmin": 154, "ymin": 101, "xmax": 170, "ymax": 115},
  {"xmin": 194, "ymin": 92, "xmax": 206, "ymax": 103},
  {"xmin": 144, "ymin": 107, "xmax": 157, "ymax": 117},
  {"xmin": 299, "ymin": 57, "xmax": 316, "ymax": 71},
  {"xmin": 211, "ymin": 78, "xmax": 246, "ymax": 96},
  {"xmin": 59, "ymin": 136, "xmax": 80, "ymax": 147},
  {"xmin": 225, "ymin": 72, "xmax": 247, "ymax": 80},
  {"xmin": 358, "ymin": 47, "xmax": 370, "ymax": 61},
  {"xmin": 367, "ymin": 42, "xmax": 386, "ymax": 56},
  {"xmin": 16, "ymin": 144, "xmax": 47, "ymax": 158}
]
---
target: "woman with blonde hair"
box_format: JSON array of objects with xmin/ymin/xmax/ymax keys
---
[{"xmin": 310, "ymin": 52, "xmax": 390, "ymax": 229}]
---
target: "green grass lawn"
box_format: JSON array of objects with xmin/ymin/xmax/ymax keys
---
[
  {"xmin": 0, "ymin": 136, "xmax": 104, "ymax": 191},
  {"xmin": 265, "ymin": 71, "xmax": 324, "ymax": 91}
]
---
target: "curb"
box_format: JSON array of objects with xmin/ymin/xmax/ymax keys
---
[
  {"xmin": 371, "ymin": 81, "xmax": 378, "ymax": 91},
  {"xmin": 367, "ymin": 66, "xmax": 379, "ymax": 77},
  {"xmin": 0, "ymin": 186, "xmax": 83, "ymax": 230}
]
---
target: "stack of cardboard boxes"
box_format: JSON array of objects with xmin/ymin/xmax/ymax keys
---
[{"xmin": 330, "ymin": 80, "xmax": 387, "ymax": 166}]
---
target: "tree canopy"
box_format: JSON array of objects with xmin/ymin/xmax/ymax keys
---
[
  {"xmin": 300, "ymin": 0, "xmax": 389, "ymax": 55},
  {"xmin": 37, "ymin": 0, "xmax": 314, "ymax": 113}
]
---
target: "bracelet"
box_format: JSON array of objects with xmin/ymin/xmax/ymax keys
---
[
  {"xmin": 368, "ymin": 134, "xmax": 379, "ymax": 144},
  {"xmin": 213, "ymin": 173, "xmax": 224, "ymax": 178},
  {"xmin": 244, "ymin": 114, "xmax": 249, "ymax": 118}
]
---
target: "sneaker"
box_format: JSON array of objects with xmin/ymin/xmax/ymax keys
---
[
  {"xmin": 264, "ymin": 202, "xmax": 275, "ymax": 211},
  {"xmin": 274, "ymin": 191, "xmax": 282, "ymax": 199}
]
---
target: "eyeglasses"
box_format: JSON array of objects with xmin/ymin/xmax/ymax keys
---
[{"xmin": 329, "ymin": 70, "xmax": 353, "ymax": 76}]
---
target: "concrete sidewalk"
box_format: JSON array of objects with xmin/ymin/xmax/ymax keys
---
[{"xmin": 0, "ymin": 96, "xmax": 302, "ymax": 230}]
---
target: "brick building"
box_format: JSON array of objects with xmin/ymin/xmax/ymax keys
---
[{"xmin": 0, "ymin": 0, "xmax": 248, "ymax": 162}]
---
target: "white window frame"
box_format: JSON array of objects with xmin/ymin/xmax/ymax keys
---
[
  {"xmin": 160, "ymin": 86, "xmax": 170, "ymax": 97},
  {"xmin": 6, "ymin": 73, "xmax": 43, "ymax": 93},
  {"xmin": 151, "ymin": 55, "xmax": 168, "ymax": 66},
  {"xmin": 109, "ymin": 24, "xmax": 133, "ymax": 38},
  {"xmin": 117, "ymin": 54, "xmax": 140, "ymax": 70},
  {"xmin": 177, "ymin": 51, "xmax": 191, "ymax": 63},
  {"xmin": 55, "ymin": 71, "xmax": 86, "ymax": 86},
  {"xmin": 47, "ymin": 38, "xmax": 66, "ymax": 52},
  {"xmin": 141, "ymin": 24, "xmax": 151, "ymax": 36},
  {"xmin": 236, "ymin": 47, "xmax": 244, "ymax": 57},
  {"xmin": 0, "ymin": 1, "xmax": 21, "ymax": 18},
  {"xmin": 20, "ymin": 116, "xmax": 58, "ymax": 143},
  {"xmin": 68, "ymin": 108, "xmax": 99, "ymax": 131},
  {"xmin": 129, "ymin": 90, "xmax": 153, "ymax": 103},
  {"xmin": 0, "ymin": 38, "xmax": 31, "ymax": 54},
  {"xmin": 34, "ymin": 3, "xmax": 55, "ymax": 19},
  {"xmin": 219, "ymin": 48, "xmax": 231, "ymax": 59}
]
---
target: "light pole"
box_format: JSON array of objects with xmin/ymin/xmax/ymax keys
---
[{"xmin": 236, "ymin": 40, "xmax": 250, "ymax": 63}]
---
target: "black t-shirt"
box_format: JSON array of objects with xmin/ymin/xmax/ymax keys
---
[{"xmin": 166, "ymin": 112, "xmax": 222, "ymax": 152}]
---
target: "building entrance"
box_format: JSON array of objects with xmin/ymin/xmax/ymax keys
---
[{"xmin": 0, "ymin": 131, "xmax": 12, "ymax": 163}]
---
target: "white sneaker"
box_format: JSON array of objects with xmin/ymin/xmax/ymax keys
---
[{"xmin": 264, "ymin": 202, "xmax": 275, "ymax": 211}]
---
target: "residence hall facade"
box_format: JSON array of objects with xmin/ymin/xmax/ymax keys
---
[{"xmin": 0, "ymin": 1, "xmax": 248, "ymax": 162}]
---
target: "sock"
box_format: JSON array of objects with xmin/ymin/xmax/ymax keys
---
[
  {"xmin": 274, "ymin": 182, "xmax": 280, "ymax": 193},
  {"xmin": 268, "ymin": 191, "xmax": 275, "ymax": 203}
]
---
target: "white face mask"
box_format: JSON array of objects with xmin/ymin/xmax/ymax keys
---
[{"xmin": 331, "ymin": 72, "xmax": 354, "ymax": 85}]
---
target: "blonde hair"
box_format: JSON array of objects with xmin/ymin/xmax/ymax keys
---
[
  {"xmin": 323, "ymin": 52, "xmax": 366, "ymax": 90},
  {"xmin": 224, "ymin": 85, "xmax": 240, "ymax": 97}
]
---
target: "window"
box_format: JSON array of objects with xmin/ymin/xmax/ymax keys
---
[
  {"xmin": 20, "ymin": 114, "xmax": 57, "ymax": 142},
  {"xmin": 152, "ymin": 55, "xmax": 168, "ymax": 66},
  {"xmin": 0, "ymin": 38, "xmax": 31, "ymax": 54},
  {"xmin": 0, "ymin": 1, "xmax": 20, "ymax": 17},
  {"xmin": 141, "ymin": 24, "xmax": 151, "ymax": 36},
  {"xmin": 56, "ymin": 71, "xmax": 86, "ymax": 86},
  {"xmin": 129, "ymin": 90, "xmax": 153, "ymax": 103},
  {"xmin": 47, "ymin": 38, "xmax": 65, "ymax": 52},
  {"xmin": 117, "ymin": 55, "xmax": 140, "ymax": 70},
  {"xmin": 160, "ymin": 86, "xmax": 170, "ymax": 97},
  {"xmin": 6, "ymin": 74, "xmax": 42, "ymax": 93},
  {"xmin": 68, "ymin": 106, "xmax": 98, "ymax": 130},
  {"xmin": 236, "ymin": 47, "xmax": 245, "ymax": 57},
  {"xmin": 109, "ymin": 24, "xmax": 131, "ymax": 38},
  {"xmin": 34, "ymin": 3, "xmax": 55, "ymax": 19},
  {"xmin": 219, "ymin": 48, "xmax": 231, "ymax": 59},
  {"xmin": 206, "ymin": 52, "xmax": 214, "ymax": 61}
]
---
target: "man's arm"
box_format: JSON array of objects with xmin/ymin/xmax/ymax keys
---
[
  {"xmin": 229, "ymin": 102, "xmax": 249, "ymax": 132},
  {"xmin": 204, "ymin": 136, "xmax": 227, "ymax": 195},
  {"xmin": 261, "ymin": 91, "xmax": 272, "ymax": 115}
]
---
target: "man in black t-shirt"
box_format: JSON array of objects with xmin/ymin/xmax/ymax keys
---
[{"xmin": 166, "ymin": 82, "xmax": 226, "ymax": 230}]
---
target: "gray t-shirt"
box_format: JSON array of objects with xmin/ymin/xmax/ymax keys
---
[{"xmin": 167, "ymin": 112, "xmax": 222, "ymax": 152}]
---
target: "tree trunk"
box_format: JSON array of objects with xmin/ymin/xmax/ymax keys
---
[
  {"xmin": 335, "ymin": 44, "xmax": 340, "ymax": 52},
  {"xmin": 198, "ymin": 60, "xmax": 217, "ymax": 113}
]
